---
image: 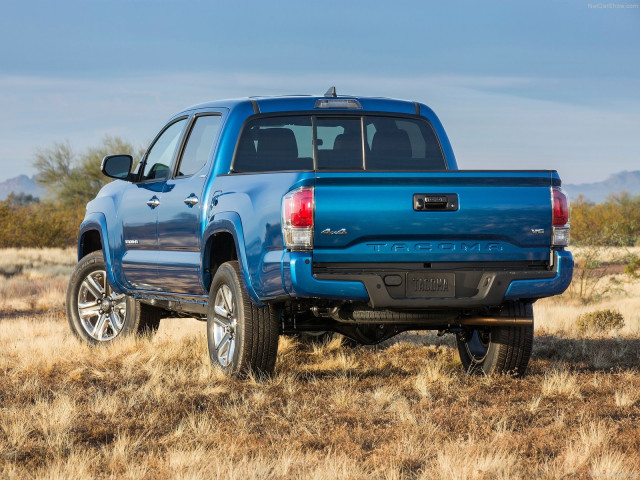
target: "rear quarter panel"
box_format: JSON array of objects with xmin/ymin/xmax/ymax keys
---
[{"xmin": 207, "ymin": 171, "xmax": 315, "ymax": 299}]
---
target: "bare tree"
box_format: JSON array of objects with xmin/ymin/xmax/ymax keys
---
[{"xmin": 34, "ymin": 136, "xmax": 145, "ymax": 206}]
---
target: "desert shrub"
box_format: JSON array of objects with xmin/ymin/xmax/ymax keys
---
[
  {"xmin": 0, "ymin": 200, "xmax": 84, "ymax": 248},
  {"xmin": 571, "ymin": 193, "xmax": 640, "ymax": 246},
  {"xmin": 625, "ymin": 255, "xmax": 640, "ymax": 277},
  {"xmin": 568, "ymin": 245, "xmax": 613, "ymax": 303},
  {"xmin": 0, "ymin": 263, "xmax": 23, "ymax": 277},
  {"xmin": 5, "ymin": 192, "xmax": 40, "ymax": 207},
  {"xmin": 576, "ymin": 309, "xmax": 624, "ymax": 333}
]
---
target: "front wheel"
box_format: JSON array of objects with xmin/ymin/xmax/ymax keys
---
[
  {"xmin": 66, "ymin": 251, "xmax": 162, "ymax": 344},
  {"xmin": 206, "ymin": 261, "xmax": 279, "ymax": 376}
]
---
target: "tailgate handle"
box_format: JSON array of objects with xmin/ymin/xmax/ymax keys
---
[{"xmin": 414, "ymin": 193, "xmax": 459, "ymax": 211}]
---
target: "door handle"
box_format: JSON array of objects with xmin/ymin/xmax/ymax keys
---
[
  {"xmin": 184, "ymin": 194, "xmax": 199, "ymax": 206},
  {"xmin": 146, "ymin": 196, "xmax": 160, "ymax": 208},
  {"xmin": 211, "ymin": 190, "xmax": 222, "ymax": 207},
  {"xmin": 413, "ymin": 193, "xmax": 459, "ymax": 211}
]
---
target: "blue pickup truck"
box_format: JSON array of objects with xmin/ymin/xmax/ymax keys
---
[{"xmin": 66, "ymin": 89, "xmax": 573, "ymax": 377}]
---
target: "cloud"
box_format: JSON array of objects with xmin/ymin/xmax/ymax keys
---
[{"xmin": 0, "ymin": 72, "xmax": 638, "ymax": 184}]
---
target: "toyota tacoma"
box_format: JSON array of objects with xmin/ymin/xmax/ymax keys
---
[{"xmin": 66, "ymin": 88, "xmax": 573, "ymax": 377}]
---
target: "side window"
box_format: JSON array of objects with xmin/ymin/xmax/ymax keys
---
[
  {"xmin": 176, "ymin": 115, "xmax": 222, "ymax": 177},
  {"xmin": 142, "ymin": 118, "xmax": 187, "ymax": 181}
]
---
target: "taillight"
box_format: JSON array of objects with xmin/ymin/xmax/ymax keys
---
[
  {"xmin": 551, "ymin": 186, "xmax": 570, "ymax": 246},
  {"xmin": 552, "ymin": 187, "xmax": 569, "ymax": 226},
  {"xmin": 282, "ymin": 187, "xmax": 314, "ymax": 250}
]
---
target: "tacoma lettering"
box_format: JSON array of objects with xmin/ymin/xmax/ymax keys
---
[
  {"xmin": 413, "ymin": 277, "xmax": 450, "ymax": 293},
  {"xmin": 366, "ymin": 242, "xmax": 503, "ymax": 252}
]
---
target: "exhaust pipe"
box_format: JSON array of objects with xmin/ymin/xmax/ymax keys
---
[{"xmin": 454, "ymin": 316, "xmax": 532, "ymax": 327}]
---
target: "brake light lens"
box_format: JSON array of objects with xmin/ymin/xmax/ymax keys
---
[
  {"xmin": 314, "ymin": 98, "xmax": 362, "ymax": 109},
  {"xmin": 284, "ymin": 188, "xmax": 313, "ymax": 227},
  {"xmin": 551, "ymin": 186, "xmax": 570, "ymax": 246},
  {"xmin": 282, "ymin": 187, "xmax": 314, "ymax": 250},
  {"xmin": 552, "ymin": 187, "xmax": 569, "ymax": 226}
]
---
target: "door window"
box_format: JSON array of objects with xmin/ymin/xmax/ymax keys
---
[
  {"xmin": 142, "ymin": 118, "xmax": 187, "ymax": 181},
  {"xmin": 176, "ymin": 115, "xmax": 222, "ymax": 177}
]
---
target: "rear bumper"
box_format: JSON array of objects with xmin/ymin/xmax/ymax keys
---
[
  {"xmin": 504, "ymin": 250, "xmax": 573, "ymax": 300},
  {"xmin": 282, "ymin": 251, "xmax": 370, "ymax": 301},
  {"xmin": 282, "ymin": 250, "xmax": 573, "ymax": 308}
]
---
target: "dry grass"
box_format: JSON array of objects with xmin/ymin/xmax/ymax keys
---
[
  {"xmin": 569, "ymin": 246, "xmax": 640, "ymax": 264},
  {"xmin": 535, "ymin": 275, "xmax": 640, "ymax": 337},
  {"xmin": 0, "ymin": 247, "xmax": 75, "ymax": 314},
  {"xmin": 1, "ymin": 315, "xmax": 640, "ymax": 478},
  {"xmin": 1, "ymin": 248, "xmax": 640, "ymax": 478},
  {"xmin": 535, "ymin": 246, "xmax": 640, "ymax": 337}
]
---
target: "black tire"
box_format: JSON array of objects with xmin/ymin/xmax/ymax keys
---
[
  {"xmin": 137, "ymin": 303, "xmax": 163, "ymax": 334},
  {"xmin": 206, "ymin": 261, "xmax": 279, "ymax": 376},
  {"xmin": 456, "ymin": 304, "xmax": 534, "ymax": 377},
  {"xmin": 66, "ymin": 251, "xmax": 162, "ymax": 344}
]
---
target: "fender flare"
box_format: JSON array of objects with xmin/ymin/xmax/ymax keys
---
[
  {"xmin": 77, "ymin": 212, "xmax": 127, "ymax": 294},
  {"xmin": 201, "ymin": 211, "xmax": 264, "ymax": 306}
]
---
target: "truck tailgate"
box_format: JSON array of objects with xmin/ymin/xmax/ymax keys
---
[{"xmin": 312, "ymin": 171, "xmax": 556, "ymax": 264}]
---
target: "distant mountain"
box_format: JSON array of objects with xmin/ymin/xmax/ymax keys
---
[
  {"xmin": 2, "ymin": 171, "xmax": 639, "ymax": 205},
  {"xmin": 0, "ymin": 175, "xmax": 45, "ymax": 201},
  {"xmin": 564, "ymin": 170, "xmax": 640, "ymax": 203}
]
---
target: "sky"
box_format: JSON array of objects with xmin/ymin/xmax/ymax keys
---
[{"xmin": 0, "ymin": 0, "xmax": 638, "ymax": 184}]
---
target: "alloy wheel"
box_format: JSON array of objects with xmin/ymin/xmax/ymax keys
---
[
  {"xmin": 212, "ymin": 284, "xmax": 237, "ymax": 367},
  {"xmin": 77, "ymin": 270, "xmax": 127, "ymax": 341},
  {"xmin": 464, "ymin": 328, "xmax": 491, "ymax": 362}
]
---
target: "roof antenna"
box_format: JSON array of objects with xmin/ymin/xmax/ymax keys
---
[{"xmin": 324, "ymin": 86, "xmax": 337, "ymax": 97}]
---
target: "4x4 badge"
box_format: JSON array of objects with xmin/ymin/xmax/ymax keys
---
[{"xmin": 321, "ymin": 228, "xmax": 347, "ymax": 235}]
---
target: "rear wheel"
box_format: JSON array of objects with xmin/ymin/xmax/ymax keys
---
[
  {"xmin": 456, "ymin": 305, "xmax": 534, "ymax": 377},
  {"xmin": 66, "ymin": 251, "xmax": 162, "ymax": 344},
  {"xmin": 207, "ymin": 261, "xmax": 279, "ymax": 376}
]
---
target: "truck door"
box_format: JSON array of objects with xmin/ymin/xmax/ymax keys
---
[
  {"xmin": 120, "ymin": 117, "xmax": 187, "ymax": 291},
  {"xmin": 156, "ymin": 112, "xmax": 224, "ymax": 294}
]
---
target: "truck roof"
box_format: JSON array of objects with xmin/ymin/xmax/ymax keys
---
[{"xmin": 183, "ymin": 94, "xmax": 430, "ymax": 117}]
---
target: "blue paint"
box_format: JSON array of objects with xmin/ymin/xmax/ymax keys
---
[
  {"xmin": 505, "ymin": 250, "xmax": 574, "ymax": 300},
  {"xmin": 282, "ymin": 252, "xmax": 370, "ymax": 300}
]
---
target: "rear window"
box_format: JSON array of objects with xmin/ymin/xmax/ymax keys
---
[
  {"xmin": 232, "ymin": 115, "xmax": 446, "ymax": 173},
  {"xmin": 316, "ymin": 117, "xmax": 363, "ymax": 170},
  {"xmin": 233, "ymin": 116, "xmax": 313, "ymax": 172}
]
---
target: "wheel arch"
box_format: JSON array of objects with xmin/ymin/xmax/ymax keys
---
[
  {"xmin": 201, "ymin": 212, "xmax": 263, "ymax": 306},
  {"xmin": 77, "ymin": 212, "xmax": 124, "ymax": 294},
  {"xmin": 79, "ymin": 229, "xmax": 102, "ymax": 259}
]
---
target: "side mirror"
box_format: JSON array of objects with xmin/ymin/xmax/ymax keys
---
[{"xmin": 101, "ymin": 154, "xmax": 133, "ymax": 180}]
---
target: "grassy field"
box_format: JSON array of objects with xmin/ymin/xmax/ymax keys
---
[{"xmin": 1, "ymin": 248, "xmax": 640, "ymax": 479}]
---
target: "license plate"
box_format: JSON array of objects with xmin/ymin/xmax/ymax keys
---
[{"xmin": 407, "ymin": 273, "xmax": 455, "ymax": 298}]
